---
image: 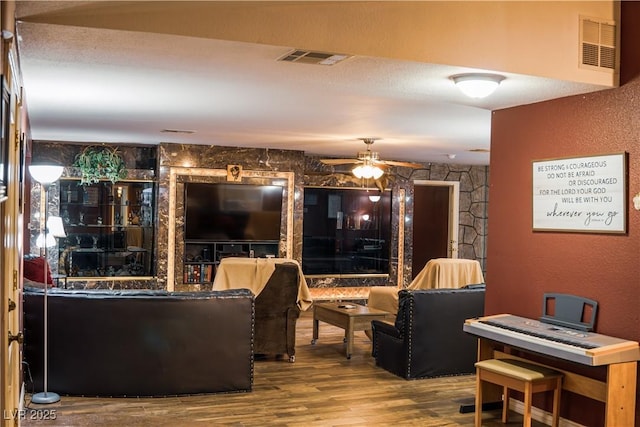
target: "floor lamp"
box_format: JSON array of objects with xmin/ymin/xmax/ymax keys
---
[{"xmin": 29, "ymin": 164, "xmax": 64, "ymax": 405}]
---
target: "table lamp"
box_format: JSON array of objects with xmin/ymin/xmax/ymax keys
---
[{"xmin": 29, "ymin": 164, "xmax": 63, "ymax": 404}]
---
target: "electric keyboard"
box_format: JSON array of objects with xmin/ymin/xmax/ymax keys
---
[{"xmin": 464, "ymin": 314, "xmax": 640, "ymax": 366}]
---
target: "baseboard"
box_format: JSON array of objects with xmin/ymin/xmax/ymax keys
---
[
  {"xmin": 510, "ymin": 398, "xmax": 586, "ymax": 427},
  {"xmin": 457, "ymin": 399, "xmax": 503, "ymax": 414}
]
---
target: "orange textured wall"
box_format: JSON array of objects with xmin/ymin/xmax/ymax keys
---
[
  {"xmin": 488, "ymin": 82, "xmax": 640, "ymax": 334},
  {"xmin": 486, "ymin": 3, "xmax": 640, "ymax": 424}
]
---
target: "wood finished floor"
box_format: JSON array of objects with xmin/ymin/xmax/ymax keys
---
[{"xmin": 23, "ymin": 310, "xmax": 545, "ymax": 426}]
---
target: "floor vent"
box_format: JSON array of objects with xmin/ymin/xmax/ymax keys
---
[
  {"xmin": 278, "ymin": 49, "xmax": 350, "ymax": 66},
  {"xmin": 580, "ymin": 16, "xmax": 617, "ymax": 71}
]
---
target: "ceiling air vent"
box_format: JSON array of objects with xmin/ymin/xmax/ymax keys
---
[
  {"xmin": 161, "ymin": 129, "xmax": 195, "ymax": 134},
  {"xmin": 278, "ymin": 49, "xmax": 350, "ymax": 66},
  {"xmin": 580, "ymin": 16, "xmax": 617, "ymax": 71}
]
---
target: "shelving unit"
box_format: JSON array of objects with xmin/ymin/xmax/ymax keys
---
[
  {"xmin": 183, "ymin": 240, "xmax": 279, "ymax": 284},
  {"xmin": 57, "ymin": 179, "xmax": 155, "ymax": 277}
]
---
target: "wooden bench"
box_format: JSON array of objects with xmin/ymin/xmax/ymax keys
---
[{"xmin": 475, "ymin": 358, "xmax": 563, "ymax": 427}]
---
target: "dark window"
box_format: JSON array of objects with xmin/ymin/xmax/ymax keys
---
[{"xmin": 302, "ymin": 187, "xmax": 391, "ymax": 275}]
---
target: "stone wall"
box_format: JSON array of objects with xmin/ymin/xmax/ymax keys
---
[{"xmin": 412, "ymin": 164, "xmax": 489, "ymax": 270}]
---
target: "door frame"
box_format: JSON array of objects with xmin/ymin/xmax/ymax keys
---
[{"xmin": 413, "ymin": 180, "xmax": 460, "ymax": 258}]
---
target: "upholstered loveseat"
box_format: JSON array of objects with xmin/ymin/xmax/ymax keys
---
[
  {"xmin": 23, "ymin": 287, "xmax": 254, "ymax": 397},
  {"xmin": 371, "ymin": 285, "xmax": 485, "ymax": 379}
]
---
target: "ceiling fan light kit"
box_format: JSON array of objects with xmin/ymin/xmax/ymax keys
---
[
  {"xmin": 320, "ymin": 138, "xmax": 422, "ymax": 183},
  {"xmin": 352, "ymin": 163, "xmax": 384, "ymax": 180},
  {"xmin": 452, "ymin": 73, "xmax": 505, "ymax": 99}
]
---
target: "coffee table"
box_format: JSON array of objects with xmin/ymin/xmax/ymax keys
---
[{"xmin": 311, "ymin": 302, "xmax": 392, "ymax": 359}]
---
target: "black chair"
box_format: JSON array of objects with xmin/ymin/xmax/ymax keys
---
[
  {"xmin": 371, "ymin": 286, "xmax": 485, "ymax": 379},
  {"xmin": 254, "ymin": 262, "xmax": 301, "ymax": 362}
]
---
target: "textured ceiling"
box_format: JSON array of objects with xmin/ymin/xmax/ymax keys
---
[{"xmin": 14, "ymin": 1, "xmax": 611, "ymax": 166}]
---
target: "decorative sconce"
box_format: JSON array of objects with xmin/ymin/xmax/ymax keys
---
[
  {"xmin": 451, "ymin": 73, "xmax": 505, "ymax": 99},
  {"xmin": 633, "ymin": 192, "xmax": 640, "ymax": 210}
]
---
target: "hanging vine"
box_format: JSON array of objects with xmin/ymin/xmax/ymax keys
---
[{"xmin": 73, "ymin": 145, "xmax": 128, "ymax": 185}]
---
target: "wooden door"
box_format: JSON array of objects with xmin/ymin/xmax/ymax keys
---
[
  {"xmin": 2, "ymin": 84, "xmax": 23, "ymax": 425},
  {"xmin": 2, "ymin": 37, "xmax": 27, "ymax": 425},
  {"xmin": 411, "ymin": 182, "xmax": 459, "ymax": 279}
]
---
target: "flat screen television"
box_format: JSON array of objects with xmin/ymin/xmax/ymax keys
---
[{"xmin": 185, "ymin": 183, "xmax": 284, "ymax": 241}]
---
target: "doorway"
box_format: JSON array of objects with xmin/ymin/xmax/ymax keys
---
[{"xmin": 411, "ymin": 181, "xmax": 459, "ymax": 279}]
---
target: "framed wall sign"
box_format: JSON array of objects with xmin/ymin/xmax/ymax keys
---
[{"xmin": 532, "ymin": 153, "xmax": 627, "ymax": 233}]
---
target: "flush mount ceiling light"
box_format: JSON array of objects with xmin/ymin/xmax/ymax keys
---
[{"xmin": 451, "ymin": 73, "xmax": 505, "ymax": 99}]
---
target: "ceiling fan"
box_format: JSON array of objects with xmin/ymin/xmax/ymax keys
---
[{"xmin": 320, "ymin": 138, "xmax": 423, "ymax": 179}]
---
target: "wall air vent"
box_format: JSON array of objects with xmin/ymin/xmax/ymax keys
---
[
  {"xmin": 278, "ymin": 49, "xmax": 350, "ymax": 66},
  {"xmin": 580, "ymin": 16, "xmax": 617, "ymax": 71},
  {"xmin": 161, "ymin": 129, "xmax": 195, "ymax": 134}
]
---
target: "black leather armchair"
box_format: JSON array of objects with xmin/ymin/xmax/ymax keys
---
[
  {"xmin": 254, "ymin": 262, "xmax": 301, "ymax": 362},
  {"xmin": 371, "ymin": 285, "xmax": 485, "ymax": 379}
]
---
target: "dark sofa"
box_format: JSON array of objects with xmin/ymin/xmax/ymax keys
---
[
  {"xmin": 23, "ymin": 287, "xmax": 254, "ymax": 397},
  {"xmin": 371, "ymin": 285, "xmax": 485, "ymax": 379}
]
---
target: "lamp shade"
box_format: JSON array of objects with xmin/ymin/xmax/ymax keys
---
[
  {"xmin": 29, "ymin": 165, "xmax": 64, "ymax": 184},
  {"xmin": 36, "ymin": 217, "xmax": 65, "ymax": 248},
  {"xmin": 452, "ymin": 73, "xmax": 505, "ymax": 99},
  {"xmin": 36, "ymin": 232, "xmax": 57, "ymax": 248},
  {"xmin": 47, "ymin": 216, "xmax": 66, "ymax": 238}
]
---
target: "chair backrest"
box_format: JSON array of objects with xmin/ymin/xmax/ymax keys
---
[
  {"xmin": 23, "ymin": 255, "xmax": 53, "ymax": 285},
  {"xmin": 396, "ymin": 286, "xmax": 486, "ymax": 378},
  {"xmin": 255, "ymin": 262, "xmax": 299, "ymax": 316},
  {"xmin": 253, "ymin": 262, "xmax": 300, "ymax": 357},
  {"xmin": 408, "ymin": 258, "xmax": 484, "ymax": 290}
]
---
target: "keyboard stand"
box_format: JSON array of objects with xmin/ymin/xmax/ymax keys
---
[{"xmin": 474, "ymin": 336, "xmax": 638, "ymax": 426}]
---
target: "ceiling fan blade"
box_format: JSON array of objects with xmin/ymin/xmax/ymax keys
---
[
  {"xmin": 319, "ymin": 158, "xmax": 361, "ymax": 165},
  {"xmin": 378, "ymin": 159, "xmax": 423, "ymax": 169}
]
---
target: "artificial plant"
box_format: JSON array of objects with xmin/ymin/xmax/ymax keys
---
[{"xmin": 73, "ymin": 145, "xmax": 128, "ymax": 185}]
